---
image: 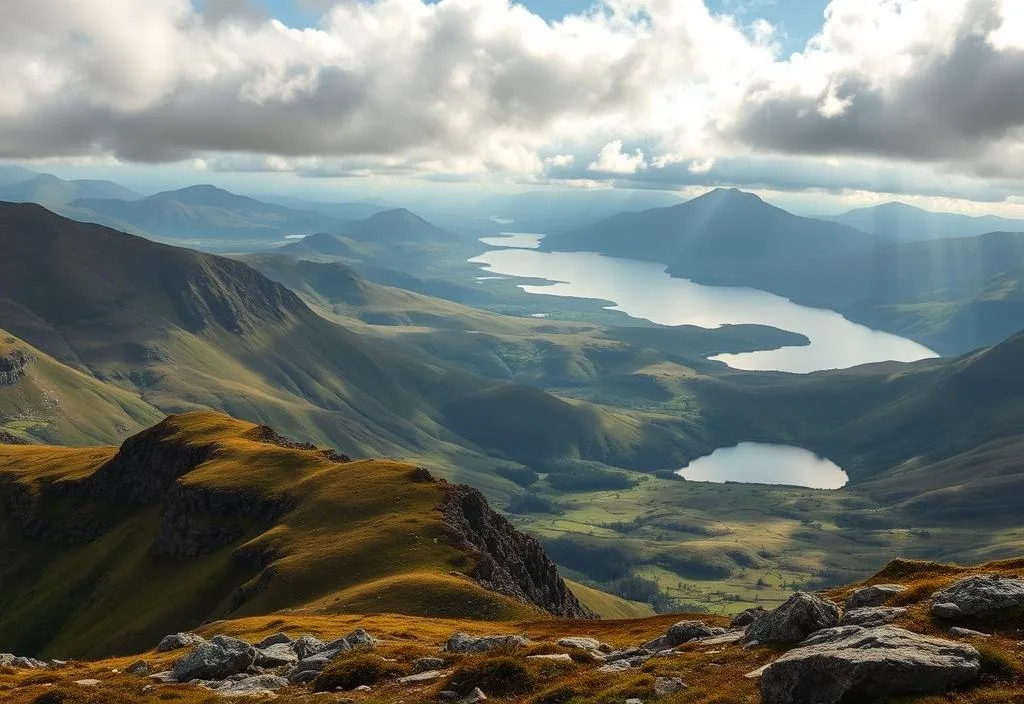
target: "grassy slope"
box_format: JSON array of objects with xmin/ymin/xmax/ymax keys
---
[
  {"xmin": 0, "ymin": 412, "xmax": 541, "ymax": 659},
  {"xmin": 2, "ymin": 557, "xmax": 1022, "ymax": 704}
]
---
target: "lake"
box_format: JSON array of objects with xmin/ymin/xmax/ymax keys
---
[
  {"xmin": 677, "ymin": 443, "xmax": 849, "ymax": 489},
  {"xmin": 469, "ymin": 241, "xmax": 938, "ymax": 373}
]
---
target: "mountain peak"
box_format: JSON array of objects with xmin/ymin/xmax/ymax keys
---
[{"xmin": 145, "ymin": 184, "xmax": 257, "ymax": 207}]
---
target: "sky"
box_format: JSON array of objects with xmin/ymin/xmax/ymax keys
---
[{"xmin": 3, "ymin": 0, "xmax": 1024, "ymax": 216}]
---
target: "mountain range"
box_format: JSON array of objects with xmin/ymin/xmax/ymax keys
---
[{"xmin": 826, "ymin": 201, "xmax": 1024, "ymax": 241}]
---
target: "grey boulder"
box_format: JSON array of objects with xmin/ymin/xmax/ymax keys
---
[
  {"xmin": 253, "ymin": 633, "xmax": 292, "ymax": 649},
  {"xmin": 342, "ymin": 628, "xmax": 376, "ymax": 648},
  {"xmin": 171, "ymin": 635, "xmax": 257, "ymax": 682},
  {"xmin": 654, "ymin": 676, "xmax": 687, "ymax": 695},
  {"xmin": 760, "ymin": 625, "xmax": 980, "ymax": 704},
  {"xmin": 557, "ymin": 637, "xmax": 608, "ymax": 652},
  {"xmin": 930, "ymin": 574, "xmax": 1024, "ymax": 618},
  {"xmin": 255, "ymin": 642, "xmax": 299, "ymax": 668},
  {"xmin": 156, "ymin": 632, "xmax": 206, "ymax": 653},
  {"xmin": 0, "ymin": 654, "xmax": 46, "ymax": 668},
  {"xmin": 845, "ymin": 584, "xmax": 906, "ymax": 610},
  {"xmin": 745, "ymin": 593, "xmax": 841, "ymax": 644},
  {"xmin": 413, "ymin": 656, "xmax": 447, "ymax": 672},
  {"xmin": 209, "ymin": 674, "xmax": 289, "ymax": 697},
  {"xmin": 445, "ymin": 632, "xmax": 529, "ymax": 653},
  {"xmin": 730, "ymin": 607, "xmax": 767, "ymax": 629},
  {"xmin": 798, "ymin": 626, "xmax": 864, "ymax": 647},
  {"xmin": 840, "ymin": 606, "xmax": 907, "ymax": 628},
  {"xmin": 291, "ymin": 634, "xmax": 326, "ymax": 659},
  {"xmin": 125, "ymin": 660, "xmax": 151, "ymax": 675},
  {"xmin": 642, "ymin": 620, "xmax": 714, "ymax": 650}
]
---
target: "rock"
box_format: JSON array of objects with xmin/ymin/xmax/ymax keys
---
[
  {"xmin": 799, "ymin": 626, "xmax": 864, "ymax": 647},
  {"xmin": 643, "ymin": 620, "xmax": 714, "ymax": 650},
  {"xmin": 557, "ymin": 637, "xmax": 606, "ymax": 651},
  {"xmin": 254, "ymin": 633, "xmax": 293, "ymax": 649},
  {"xmin": 291, "ymin": 648, "xmax": 345, "ymax": 675},
  {"xmin": 399, "ymin": 670, "xmax": 446, "ymax": 684},
  {"xmin": 745, "ymin": 593, "xmax": 841, "ymax": 644},
  {"xmin": 597, "ymin": 659, "xmax": 633, "ymax": 673},
  {"xmin": 731, "ymin": 607, "xmax": 767, "ymax": 629},
  {"xmin": 653, "ymin": 676, "xmax": 687, "ymax": 695},
  {"xmin": 840, "ymin": 606, "xmax": 907, "ymax": 627},
  {"xmin": 0, "ymin": 654, "xmax": 46, "ymax": 668},
  {"xmin": 461, "ymin": 687, "xmax": 487, "ymax": 703},
  {"xmin": 171, "ymin": 635, "xmax": 257, "ymax": 682},
  {"xmin": 211, "ymin": 674, "xmax": 289, "ymax": 696},
  {"xmin": 845, "ymin": 584, "xmax": 906, "ymax": 610},
  {"xmin": 700, "ymin": 630, "xmax": 745, "ymax": 646},
  {"xmin": 603, "ymin": 647, "xmax": 649, "ymax": 663},
  {"xmin": 759, "ymin": 625, "xmax": 981, "ymax": 704},
  {"xmin": 74, "ymin": 679, "xmax": 101, "ymax": 686},
  {"xmin": 930, "ymin": 574, "xmax": 1024, "ymax": 618},
  {"xmin": 342, "ymin": 629, "xmax": 376, "ymax": 648},
  {"xmin": 527, "ymin": 653, "xmax": 573, "ymax": 662},
  {"xmin": 157, "ymin": 632, "xmax": 206, "ymax": 652},
  {"xmin": 288, "ymin": 669, "xmax": 319, "ymax": 684},
  {"xmin": 256, "ymin": 642, "xmax": 299, "ymax": 668},
  {"xmin": 438, "ymin": 691, "xmax": 460, "ymax": 701},
  {"xmin": 354, "ymin": 684, "xmax": 372, "ymax": 692},
  {"xmin": 949, "ymin": 627, "xmax": 992, "ymax": 638},
  {"xmin": 413, "ymin": 657, "xmax": 447, "ymax": 672},
  {"xmin": 125, "ymin": 660, "xmax": 151, "ymax": 675},
  {"xmin": 624, "ymin": 699, "xmax": 643, "ymax": 704},
  {"xmin": 49, "ymin": 660, "xmax": 68, "ymax": 668},
  {"xmin": 292, "ymin": 634, "xmax": 327, "ymax": 659},
  {"xmin": 149, "ymin": 671, "xmax": 177, "ymax": 683},
  {"xmin": 744, "ymin": 664, "xmax": 770, "ymax": 679},
  {"xmin": 444, "ymin": 632, "xmax": 529, "ymax": 653}
]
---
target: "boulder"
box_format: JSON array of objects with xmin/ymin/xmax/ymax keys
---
[
  {"xmin": 840, "ymin": 606, "xmax": 907, "ymax": 628},
  {"xmin": 845, "ymin": 584, "xmax": 906, "ymax": 610},
  {"xmin": 462, "ymin": 688, "xmax": 488, "ymax": 703},
  {"xmin": 413, "ymin": 656, "xmax": 447, "ymax": 672},
  {"xmin": 255, "ymin": 642, "xmax": 299, "ymax": 668},
  {"xmin": 930, "ymin": 574, "xmax": 1024, "ymax": 618},
  {"xmin": 398, "ymin": 670, "xmax": 446, "ymax": 684},
  {"xmin": 700, "ymin": 630, "xmax": 745, "ymax": 646},
  {"xmin": 288, "ymin": 669, "xmax": 319, "ymax": 685},
  {"xmin": 745, "ymin": 593, "xmax": 840, "ymax": 644},
  {"xmin": 602, "ymin": 647, "xmax": 649, "ymax": 664},
  {"xmin": 597, "ymin": 659, "xmax": 633, "ymax": 673},
  {"xmin": 0, "ymin": 654, "xmax": 46, "ymax": 668},
  {"xmin": 642, "ymin": 620, "xmax": 714, "ymax": 650},
  {"xmin": 654, "ymin": 676, "xmax": 687, "ymax": 695},
  {"xmin": 527, "ymin": 653, "xmax": 573, "ymax": 662},
  {"xmin": 949, "ymin": 627, "xmax": 992, "ymax": 638},
  {"xmin": 760, "ymin": 625, "xmax": 980, "ymax": 704},
  {"xmin": 254, "ymin": 633, "xmax": 293, "ymax": 649},
  {"xmin": 730, "ymin": 607, "xmax": 767, "ymax": 629},
  {"xmin": 342, "ymin": 628, "xmax": 376, "ymax": 648},
  {"xmin": 292, "ymin": 634, "xmax": 326, "ymax": 659},
  {"xmin": 799, "ymin": 626, "xmax": 864, "ymax": 647},
  {"xmin": 156, "ymin": 632, "xmax": 206, "ymax": 653},
  {"xmin": 125, "ymin": 660, "xmax": 151, "ymax": 676},
  {"xmin": 210, "ymin": 674, "xmax": 288, "ymax": 697},
  {"xmin": 291, "ymin": 648, "xmax": 345, "ymax": 676},
  {"xmin": 445, "ymin": 632, "xmax": 529, "ymax": 653},
  {"xmin": 557, "ymin": 637, "xmax": 606, "ymax": 652},
  {"xmin": 171, "ymin": 635, "xmax": 257, "ymax": 682}
]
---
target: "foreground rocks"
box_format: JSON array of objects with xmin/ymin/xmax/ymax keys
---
[
  {"xmin": 760, "ymin": 625, "xmax": 981, "ymax": 704},
  {"xmin": 845, "ymin": 584, "xmax": 906, "ymax": 610},
  {"xmin": 745, "ymin": 593, "xmax": 841, "ymax": 644},
  {"xmin": 445, "ymin": 632, "xmax": 529, "ymax": 653},
  {"xmin": 643, "ymin": 620, "xmax": 715, "ymax": 650},
  {"xmin": 171, "ymin": 635, "xmax": 257, "ymax": 682},
  {"xmin": 0, "ymin": 653, "xmax": 47, "ymax": 669},
  {"xmin": 931, "ymin": 574, "xmax": 1024, "ymax": 619},
  {"xmin": 840, "ymin": 606, "xmax": 907, "ymax": 627},
  {"xmin": 157, "ymin": 632, "xmax": 206, "ymax": 652}
]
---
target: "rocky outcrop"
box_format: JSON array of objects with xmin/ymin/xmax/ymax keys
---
[
  {"xmin": 0, "ymin": 349, "xmax": 32, "ymax": 386},
  {"xmin": 642, "ymin": 621, "xmax": 715, "ymax": 650},
  {"xmin": 930, "ymin": 574, "xmax": 1024, "ymax": 619},
  {"xmin": 845, "ymin": 584, "xmax": 906, "ymax": 610},
  {"xmin": 157, "ymin": 632, "xmax": 206, "ymax": 652},
  {"xmin": 242, "ymin": 424, "xmax": 350, "ymax": 463},
  {"xmin": 760, "ymin": 626, "xmax": 981, "ymax": 704},
  {"xmin": 171, "ymin": 635, "xmax": 256, "ymax": 681},
  {"xmin": 440, "ymin": 483, "xmax": 593, "ymax": 618},
  {"xmin": 731, "ymin": 606, "xmax": 767, "ymax": 629},
  {"xmin": 445, "ymin": 632, "xmax": 530, "ymax": 653},
  {"xmin": 840, "ymin": 606, "xmax": 907, "ymax": 627},
  {"xmin": 745, "ymin": 593, "xmax": 841, "ymax": 644},
  {"xmin": 0, "ymin": 431, "xmax": 29, "ymax": 445}
]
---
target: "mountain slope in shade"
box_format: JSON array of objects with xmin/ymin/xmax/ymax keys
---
[
  {"xmin": 827, "ymin": 201, "xmax": 1024, "ymax": 241},
  {"xmin": 0, "ymin": 411, "xmax": 589, "ymax": 658},
  {"xmin": 69, "ymin": 184, "xmax": 347, "ymax": 242},
  {"xmin": 342, "ymin": 208, "xmax": 460, "ymax": 244},
  {"xmin": 0, "ymin": 165, "xmax": 38, "ymax": 187},
  {"xmin": 0, "ymin": 173, "xmax": 141, "ymax": 206}
]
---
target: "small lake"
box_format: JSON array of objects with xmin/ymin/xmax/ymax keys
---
[
  {"xmin": 677, "ymin": 443, "xmax": 849, "ymax": 489},
  {"xmin": 470, "ymin": 240, "xmax": 937, "ymax": 373}
]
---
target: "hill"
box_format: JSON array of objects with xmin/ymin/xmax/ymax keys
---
[
  {"xmin": 0, "ymin": 173, "xmax": 141, "ymax": 206},
  {"xmin": 827, "ymin": 201, "xmax": 1024, "ymax": 241},
  {"xmin": 68, "ymin": 185, "xmax": 347, "ymax": 245},
  {"xmin": 0, "ymin": 411, "xmax": 591, "ymax": 658}
]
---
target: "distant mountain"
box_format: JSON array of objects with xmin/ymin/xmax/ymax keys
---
[
  {"xmin": 0, "ymin": 173, "xmax": 141, "ymax": 206},
  {"xmin": 827, "ymin": 201, "xmax": 1024, "ymax": 241},
  {"xmin": 0, "ymin": 165, "xmax": 38, "ymax": 187},
  {"xmin": 258, "ymin": 194, "xmax": 393, "ymax": 220},
  {"xmin": 479, "ymin": 188, "xmax": 684, "ymax": 232},
  {"xmin": 344, "ymin": 207, "xmax": 462, "ymax": 244},
  {"xmin": 69, "ymin": 184, "xmax": 348, "ymax": 243}
]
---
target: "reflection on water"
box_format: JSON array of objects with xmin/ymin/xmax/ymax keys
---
[
  {"xmin": 478, "ymin": 232, "xmax": 544, "ymax": 249},
  {"xmin": 677, "ymin": 443, "xmax": 848, "ymax": 489}
]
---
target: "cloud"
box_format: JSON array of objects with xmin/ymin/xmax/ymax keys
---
[{"xmin": 588, "ymin": 141, "xmax": 647, "ymax": 174}]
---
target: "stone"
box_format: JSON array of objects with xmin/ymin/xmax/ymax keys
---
[
  {"xmin": 759, "ymin": 625, "xmax": 981, "ymax": 704},
  {"xmin": 653, "ymin": 676, "xmax": 687, "ymax": 695},
  {"xmin": 399, "ymin": 670, "xmax": 446, "ymax": 684},
  {"xmin": 354, "ymin": 684, "xmax": 372, "ymax": 692},
  {"xmin": 171, "ymin": 635, "xmax": 257, "ymax": 682},
  {"xmin": 49, "ymin": 660, "xmax": 68, "ymax": 668},
  {"xmin": 930, "ymin": 574, "xmax": 1024, "ymax": 618},
  {"xmin": 256, "ymin": 642, "xmax": 299, "ymax": 668},
  {"xmin": 343, "ymin": 629, "xmax": 376, "ymax": 648},
  {"xmin": 799, "ymin": 626, "xmax": 864, "ymax": 647},
  {"xmin": 625, "ymin": 699, "xmax": 643, "ymax": 704},
  {"xmin": 444, "ymin": 632, "xmax": 529, "ymax": 653},
  {"xmin": 74, "ymin": 679, "xmax": 101, "ymax": 686},
  {"xmin": 845, "ymin": 584, "xmax": 906, "ymax": 610},
  {"xmin": 288, "ymin": 669, "xmax": 319, "ymax": 684},
  {"xmin": 557, "ymin": 637, "xmax": 606, "ymax": 651},
  {"xmin": 149, "ymin": 671, "xmax": 177, "ymax": 683},
  {"xmin": 840, "ymin": 606, "xmax": 907, "ymax": 627},
  {"xmin": 700, "ymin": 630, "xmax": 745, "ymax": 646},
  {"xmin": 527, "ymin": 653, "xmax": 573, "ymax": 662},
  {"xmin": 949, "ymin": 627, "xmax": 992, "ymax": 638},
  {"xmin": 157, "ymin": 632, "xmax": 206, "ymax": 653},
  {"xmin": 0, "ymin": 654, "xmax": 46, "ymax": 668},
  {"xmin": 643, "ymin": 621, "xmax": 714, "ymax": 650},
  {"xmin": 292, "ymin": 634, "xmax": 327, "ymax": 659},
  {"xmin": 745, "ymin": 593, "xmax": 841, "ymax": 644},
  {"xmin": 291, "ymin": 648, "xmax": 345, "ymax": 675},
  {"xmin": 603, "ymin": 647, "xmax": 649, "ymax": 663},
  {"xmin": 254, "ymin": 633, "xmax": 293, "ymax": 649},
  {"xmin": 730, "ymin": 607, "xmax": 767, "ymax": 629},
  {"xmin": 462, "ymin": 687, "xmax": 487, "ymax": 703},
  {"xmin": 211, "ymin": 674, "xmax": 289, "ymax": 697},
  {"xmin": 438, "ymin": 691, "xmax": 460, "ymax": 701},
  {"xmin": 597, "ymin": 659, "xmax": 633, "ymax": 673},
  {"xmin": 413, "ymin": 657, "xmax": 447, "ymax": 672},
  {"xmin": 125, "ymin": 660, "xmax": 151, "ymax": 675},
  {"xmin": 744, "ymin": 664, "xmax": 770, "ymax": 679}
]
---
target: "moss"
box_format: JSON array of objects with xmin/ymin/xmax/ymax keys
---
[{"xmin": 312, "ymin": 653, "xmax": 410, "ymax": 692}]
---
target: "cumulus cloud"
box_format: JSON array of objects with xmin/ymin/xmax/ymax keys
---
[{"xmin": 0, "ymin": 0, "xmax": 1022, "ymax": 201}]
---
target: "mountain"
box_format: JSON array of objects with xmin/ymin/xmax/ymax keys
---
[
  {"xmin": 68, "ymin": 185, "xmax": 348, "ymax": 244},
  {"xmin": 827, "ymin": 201, "xmax": 1024, "ymax": 241},
  {"xmin": 342, "ymin": 208, "xmax": 462, "ymax": 244},
  {"xmin": 0, "ymin": 411, "xmax": 589, "ymax": 657},
  {"xmin": 0, "ymin": 173, "xmax": 141, "ymax": 206},
  {"xmin": 0, "ymin": 165, "xmax": 38, "ymax": 187},
  {"xmin": 258, "ymin": 194, "xmax": 393, "ymax": 220},
  {"xmin": 478, "ymin": 187, "xmax": 685, "ymax": 232}
]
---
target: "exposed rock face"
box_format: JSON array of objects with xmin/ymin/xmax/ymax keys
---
[
  {"xmin": 445, "ymin": 632, "xmax": 530, "ymax": 653},
  {"xmin": 745, "ymin": 593, "xmax": 841, "ymax": 644},
  {"xmin": 840, "ymin": 606, "xmax": 907, "ymax": 627},
  {"xmin": 0, "ymin": 349, "xmax": 32, "ymax": 386},
  {"xmin": 440, "ymin": 483, "xmax": 593, "ymax": 618},
  {"xmin": 930, "ymin": 574, "xmax": 1024, "ymax": 618},
  {"xmin": 0, "ymin": 431, "xmax": 30, "ymax": 445},
  {"xmin": 207, "ymin": 674, "xmax": 289, "ymax": 696},
  {"xmin": 760, "ymin": 626, "xmax": 981, "ymax": 704},
  {"xmin": 731, "ymin": 607, "xmax": 767, "ymax": 629},
  {"xmin": 171, "ymin": 635, "xmax": 256, "ymax": 681},
  {"xmin": 845, "ymin": 584, "xmax": 906, "ymax": 610}
]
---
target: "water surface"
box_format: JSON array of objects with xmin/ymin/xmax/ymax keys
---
[
  {"xmin": 478, "ymin": 232, "xmax": 544, "ymax": 249},
  {"xmin": 677, "ymin": 443, "xmax": 848, "ymax": 489}
]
